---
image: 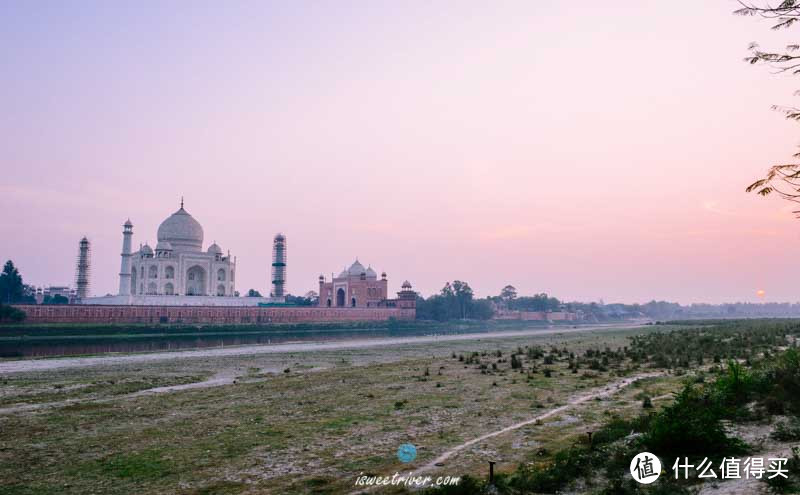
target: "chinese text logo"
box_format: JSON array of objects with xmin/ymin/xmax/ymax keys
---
[{"xmin": 630, "ymin": 452, "xmax": 661, "ymax": 484}]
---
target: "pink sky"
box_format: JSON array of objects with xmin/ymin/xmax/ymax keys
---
[{"xmin": 1, "ymin": 1, "xmax": 799, "ymax": 304}]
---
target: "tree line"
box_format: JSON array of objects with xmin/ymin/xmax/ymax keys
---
[{"xmin": 415, "ymin": 281, "xmax": 493, "ymax": 321}]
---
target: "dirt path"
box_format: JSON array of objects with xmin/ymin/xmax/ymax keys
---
[
  {"xmin": 0, "ymin": 323, "xmax": 643, "ymax": 374},
  {"xmin": 0, "ymin": 369, "xmax": 244, "ymax": 415},
  {"xmin": 0, "ymin": 365, "xmax": 333, "ymax": 415},
  {"xmin": 413, "ymin": 373, "xmax": 660, "ymax": 475},
  {"xmin": 350, "ymin": 372, "xmax": 661, "ymax": 494}
]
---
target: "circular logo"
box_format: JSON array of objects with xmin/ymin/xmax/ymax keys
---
[
  {"xmin": 397, "ymin": 443, "xmax": 417, "ymax": 463},
  {"xmin": 630, "ymin": 452, "xmax": 661, "ymax": 484}
]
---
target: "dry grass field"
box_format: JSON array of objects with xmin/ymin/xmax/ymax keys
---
[{"xmin": 0, "ymin": 325, "xmax": 686, "ymax": 494}]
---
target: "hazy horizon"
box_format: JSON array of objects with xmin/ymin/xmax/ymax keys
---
[{"xmin": 2, "ymin": 1, "xmax": 799, "ymax": 304}]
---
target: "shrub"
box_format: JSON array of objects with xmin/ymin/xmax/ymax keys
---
[
  {"xmin": 771, "ymin": 418, "xmax": 800, "ymax": 442},
  {"xmin": 644, "ymin": 385, "xmax": 745, "ymax": 456},
  {"xmin": 764, "ymin": 447, "xmax": 800, "ymax": 494},
  {"xmin": 506, "ymin": 446, "xmax": 590, "ymax": 493},
  {"xmin": 0, "ymin": 303, "xmax": 26, "ymax": 323},
  {"xmin": 421, "ymin": 475, "xmax": 484, "ymax": 494}
]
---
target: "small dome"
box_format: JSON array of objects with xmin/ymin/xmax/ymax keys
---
[
  {"xmin": 141, "ymin": 243, "xmax": 154, "ymax": 256},
  {"xmin": 319, "ymin": 274, "xmax": 325, "ymax": 280},
  {"xmin": 157, "ymin": 205, "xmax": 204, "ymax": 251},
  {"xmin": 381, "ymin": 271, "xmax": 387, "ymax": 279},
  {"xmin": 123, "ymin": 219, "xmax": 133, "ymax": 227},
  {"xmin": 402, "ymin": 280, "xmax": 412, "ymax": 289},
  {"xmin": 155, "ymin": 241, "xmax": 172, "ymax": 251},
  {"xmin": 207, "ymin": 242, "xmax": 222, "ymax": 255},
  {"xmin": 348, "ymin": 260, "xmax": 366, "ymax": 275},
  {"xmin": 365, "ymin": 266, "xmax": 377, "ymax": 278},
  {"xmin": 338, "ymin": 269, "xmax": 348, "ymax": 278}
]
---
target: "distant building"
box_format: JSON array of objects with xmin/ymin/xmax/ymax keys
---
[
  {"xmin": 82, "ymin": 200, "xmax": 283, "ymax": 306},
  {"xmin": 318, "ymin": 260, "xmax": 388, "ymax": 308},
  {"xmin": 44, "ymin": 286, "xmax": 75, "ymax": 299},
  {"xmin": 33, "ymin": 286, "xmax": 78, "ymax": 304},
  {"xmin": 126, "ymin": 202, "xmax": 236, "ymax": 297},
  {"xmin": 317, "ymin": 260, "xmax": 416, "ymax": 311}
]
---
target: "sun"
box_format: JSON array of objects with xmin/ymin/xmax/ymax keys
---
[{"xmin": 756, "ymin": 289, "xmax": 766, "ymax": 299}]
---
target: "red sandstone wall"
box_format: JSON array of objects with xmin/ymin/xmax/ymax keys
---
[{"xmin": 11, "ymin": 305, "xmax": 416, "ymax": 325}]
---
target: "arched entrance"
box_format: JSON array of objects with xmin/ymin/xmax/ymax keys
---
[
  {"xmin": 336, "ymin": 288, "xmax": 345, "ymax": 307},
  {"xmin": 185, "ymin": 265, "xmax": 206, "ymax": 295},
  {"xmin": 326, "ymin": 299, "xmax": 331, "ymax": 307},
  {"xmin": 351, "ymin": 297, "xmax": 356, "ymax": 307}
]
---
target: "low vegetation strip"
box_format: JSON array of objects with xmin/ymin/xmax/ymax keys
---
[
  {"xmin": 424, "ymin": 319, "xmax": 800, "ymax": 494},
  {"xmin": 0, "ymin": 322, "xmax": 642, "ymax": 373}
]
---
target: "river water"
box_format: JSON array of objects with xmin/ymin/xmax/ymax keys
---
[{"xmin": 0, "ymin": 326, "xmax": 528, "ymax": 358}]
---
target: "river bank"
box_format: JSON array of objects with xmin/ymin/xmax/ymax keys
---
[{"xmin": 0, "ymin": 319, "xmax": 622, "ymax": 359}]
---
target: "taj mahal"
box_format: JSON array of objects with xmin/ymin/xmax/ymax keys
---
[
  {"xmin": 82, "ymin": 201, "xmax": 283, "ymax": 306},
  {"xmin": 22, "ymin": 200, "xmax": 419, "ymax": 322}
]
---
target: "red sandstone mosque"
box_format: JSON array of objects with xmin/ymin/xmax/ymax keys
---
[
  {"xmin": 319, "ymin": 260, "xmax": 387, "ymax": 308},
  {"xmin": 318, "ymin": 260, "xmax": 416, "ymax": 310}
]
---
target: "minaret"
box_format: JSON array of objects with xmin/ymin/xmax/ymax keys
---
[
  {"xmin": 271, "ymin": 233, "xmax": 286, "ymax": 298},
  {"xmin": 118, "ymin": 219, "xmax": 133, "ymax": 296},
  {"xmin": 75, "ymin": 237, "xmax": 91, "ymax": 300}
]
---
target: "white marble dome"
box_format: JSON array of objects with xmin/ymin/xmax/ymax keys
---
[
  {"xmin": 347, "ymin": 260, "xmax": 366, "ymax": 275},
  {"xmin": 157, "ymin": 206, "xmax": 204, "ymax": 251},
  {"xmin": 207, "ymin": 242, "xmax": 222, "ymax": 255}
]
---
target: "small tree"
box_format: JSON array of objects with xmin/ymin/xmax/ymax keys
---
[
  {"xmin": 500, "ymin": 285, "xmax": 517, "ymax": 305},
  {"xmin": 737, "ymin": 2, "xmax": 800, "ymax": 213},
  {"xmin": 43, "ymin": 294, "xmax": 69, "ymax": 305},
  {"xmin": 0, "ymin": 261, "xmax": 24, "ymax": 304},
  {"xmin": 451, "ymin": 280, "xmax": 474, "ymax": 319}
]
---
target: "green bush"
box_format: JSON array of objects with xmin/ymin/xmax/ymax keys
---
[
  {"xmin": 644, "ymin": 385, "xmax": 746, "ymax": 456},
  {"xmin": 507, "ymin": 446, "xmax": 591, "ymax": 493},
  {"xmin": 771, "ymin": 418, "xmax": 800, "ymax": 442},
  {"xmin": 0, "ymin": 303, "xmax": 26, "ymax": 323},
  {"xmin": 764, "ymin": 447, "xmax": 800, "ymax": 494}
]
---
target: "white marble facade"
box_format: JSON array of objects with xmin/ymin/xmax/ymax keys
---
[
  {"xmin": 81, "ymin": 201, "xmax": 284, "ymax": 306},
  {"xmin": 125, "ymin": 204, "xmax": 236, "ymax": 297}
]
